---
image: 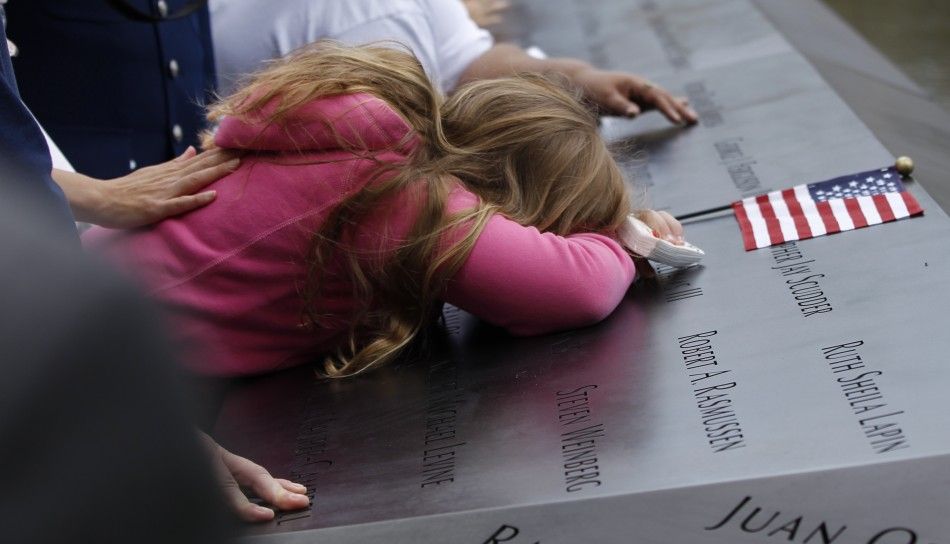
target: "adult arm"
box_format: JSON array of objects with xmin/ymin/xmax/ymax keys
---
[
  {"xmin": 326, "ymin": 0, "xmax": 493, "ymax": 94},
  {"xmin": 0, "ymin": 16, "xmax": 75, "ymax": 236},
  {"xmin": 458, "ymin": 43, "xmax": 698, "ymax": 124},
  {"xmin": 52, "ymin": 147, "xmax": 239, "ymax": 228},
  {"xmin": 462, "ymin": 0, "xmax": 511, "ymax": 27},
  {"xmin": 445, "ymin": 212, "xmax": 636, "ymax": 336}
]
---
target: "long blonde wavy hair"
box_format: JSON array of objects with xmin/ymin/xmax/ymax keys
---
[{"xmin": 204, "ymin": 42, "xmax": 631, "ymax": 377}]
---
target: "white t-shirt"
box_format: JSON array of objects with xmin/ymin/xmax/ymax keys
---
[{"xmin": 210, "ymin": 0, "xmax": 493, "ymax": 96}]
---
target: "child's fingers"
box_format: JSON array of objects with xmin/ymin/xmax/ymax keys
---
[
  {"xmin": 223, "ymin": 451, "xmax": 310, "ymax": 512},
  {"xmin": 219, "ymin": 467, "xmax": 275, "ymax": 522},
  {"xmin": 656, "ymin": 211, "xmax": 684, "ymax": 243},
  {"xmin": 636, "ymin": 209, "xmax": 685, "ymax": 245},
  {"xmin": 277, "ymin": 478, "xmax": 308, "ymax": 494},
  {"xmin": 637, "ymin": 210, "xmax": 671, "ymax": 240},
  {"xmin": 635, "ymin": 210, "xmax": 660, "ymax": 238}
]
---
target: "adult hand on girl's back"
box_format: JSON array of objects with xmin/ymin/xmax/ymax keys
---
[
  {"xmin": 572, "ymin": 68, "xmax": 698, "ymax": 125},
  {"xmin": 56, "ymin": 147, "xmax": 241, "ymax": 229},
  {"xmin": 199, "ymin": 432, "xmax": 310, "ymax": 522},
  {"xmin": 94, "ymin": 147, "xmax": 241, "ymax": 228}
]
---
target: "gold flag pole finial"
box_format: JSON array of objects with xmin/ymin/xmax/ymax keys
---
[{"xmin": 895, "ymin": 156, "xmax": 915, "ymax": 177}]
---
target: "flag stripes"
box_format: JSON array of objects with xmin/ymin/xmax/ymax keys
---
[{"xmin": 732, "ymin": 167, "xmax": 923, "ymax": 250}]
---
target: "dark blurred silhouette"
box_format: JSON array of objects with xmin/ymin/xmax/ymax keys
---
[{"xmin": 0, "ymin": 186, "xmax": 233, "ymax": 543}]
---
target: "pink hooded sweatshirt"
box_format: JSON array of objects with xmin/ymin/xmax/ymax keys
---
[{"xmin": 83, "ymin": 93, "xmax": 635, "ymax": 376}]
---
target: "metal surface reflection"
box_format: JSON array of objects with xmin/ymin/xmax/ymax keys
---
[{"xmin": 219, "ymin": 199, "xmax": 950, "ymax": 536}]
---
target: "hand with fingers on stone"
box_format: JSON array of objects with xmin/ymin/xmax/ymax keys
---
[
  {"xmin": 572, "ymin": 68, "xmax": 698, "ymax": 125},
  {"xmin": 200, "ymin": 432, "xmax": 310, "ymax": 522}
]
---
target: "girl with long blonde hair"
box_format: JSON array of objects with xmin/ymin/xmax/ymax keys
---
[{"xmin": 83, "ymin": 42, "xmax": 685, "ymax": 378}]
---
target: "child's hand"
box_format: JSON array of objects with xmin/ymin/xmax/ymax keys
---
[
  {"xmin": 634, "ymin": 209, "xmax": 684, "ymax": 245},
  {"xmin": 199, "ymin": 432, "xmax": 310, "ymax": 522},
  {"xmin": 620, "ymin": 210, "xmax": 704, "ymax": 268}
]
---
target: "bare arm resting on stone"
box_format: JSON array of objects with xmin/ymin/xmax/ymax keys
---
[{"xmin": 459, "ymin": 43, "xmax": 699, "ymax": 124}]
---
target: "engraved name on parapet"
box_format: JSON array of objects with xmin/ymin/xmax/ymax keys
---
[
  {"xmin": 770, "ymin": 242, "xmax": 834, "ymax": 318},
  {"xmin": 556, "ymin": 385, "xmax": 605, "ymax": 493},
  {"xmin": 421, "ymin": 358, "xmax": 467, "ymax": 489},
  {"xmin": 821, "ymin": 341, "xmax": 910, "ymax": 454},
  {"xmin": 706, "ymin": 495, "xmax": 933, "ymax": 543},
  {"xmin": 680, "ymin": 331, "xmax": 747, "ymax": 452},
  {"xmin": 715, "ymin": 138, "xmax": 766, "ymax": 197}
]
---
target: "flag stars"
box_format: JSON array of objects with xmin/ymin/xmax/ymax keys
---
[{"xmin": 807, "ymin": 167, "xmax": 908, "ymax": 201}]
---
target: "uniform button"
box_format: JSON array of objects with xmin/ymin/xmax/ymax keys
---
[
  {"xmin": 172, "ymin": 124, "xmax": 183, "ymax": 142},
  {"xmin": 168, "ymin": 59, "xmax": 180, "ymax": 78},
  {"xmin": 129, "ymin": 159, "xmax": 138, "ymax": 171},
  {"xmin": 156, "ymin": 0, "xmax": 169, "ymax": 18}
]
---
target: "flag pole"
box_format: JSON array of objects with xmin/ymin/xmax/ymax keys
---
[
  {"xmin": 675, "ymin": 158, "xmax": 914, "ymax": 222},
  {"xmin": 675, "ymin": 204, "xmax": 734, "ymax": 221}
]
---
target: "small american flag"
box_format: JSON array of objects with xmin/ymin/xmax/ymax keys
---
[{"xmin": 733, "ymin": 166, "xmax": 923, "ymax": 251}]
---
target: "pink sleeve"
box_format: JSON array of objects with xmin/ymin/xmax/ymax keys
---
[{"xmin": 444, "ymin": 213, "xmax": 636, "ymax": 336}]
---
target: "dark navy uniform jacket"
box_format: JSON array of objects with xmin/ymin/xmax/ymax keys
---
[
  {"xmin": 0, "ymin": 7, "xmax": 76, "ymax": 238},
  {"xmin": 6, "ymin": 0, "xmax": 216, "ymax": 180}
]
